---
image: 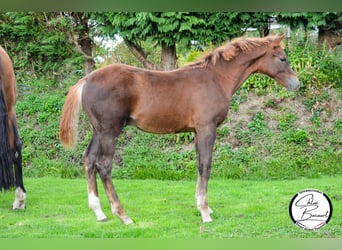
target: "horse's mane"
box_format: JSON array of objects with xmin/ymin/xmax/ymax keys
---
[{"xmin": 185, "ymin": 36, "xmax": 279, "ymax": 68}]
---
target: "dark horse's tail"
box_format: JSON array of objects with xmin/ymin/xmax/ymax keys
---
[{"xmin": 0, "ymin": 82, "xmax": 14, "ymax": 191}]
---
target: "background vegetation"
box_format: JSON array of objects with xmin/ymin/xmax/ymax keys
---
[
  {"xmin": 0, "ymin": 12, "xmax": 340, "ymax": 181},
  {"xmin": 15, "ymin": 36, "xmax": 342, "ymax": 181}
]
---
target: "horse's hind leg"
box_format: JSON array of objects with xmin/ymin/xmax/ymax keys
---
[
  {"xmin": 96, "ymin": 130, "xmax": 133, "ymax": 225},
  {"xmin": 84, "ymin": 130, "xmax": 133, "ymax": 224},
  {"xmin": 10, "ymin": 116, "xmax": 26, "ymax": 210},
  {"xmin": 83, "ymin": 133, "xmax": 107, "ymax": 222}
]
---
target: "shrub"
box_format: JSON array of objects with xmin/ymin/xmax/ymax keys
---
[{"xmin": 248, "ymin": 111, "xmax": 266, "ymax": 133}]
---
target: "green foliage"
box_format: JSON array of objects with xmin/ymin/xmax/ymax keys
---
[
  {"xmin": 336, "ymin": 118, "xmax": 342, "ymax": 131},
  {"xmin": 230, "ymin": 89, "xmax": 248, "ymax": 112},
  {"xmin": 3, "ymin": 16, "xmax": 339, "ymax": 182},
  {"xmin": 97, "ymin": 12, "xmax": 251, "ymax": 48},
  {"xmin": 243, "ymin": 74, "xmax": 275, "ymax": 92},
  {"xmin": 302, "ymin": 89, "xmax": 333, "ymax": 128},
  {"xmin": 104, "ymin": 40, "xmax": 162, "ymax": 68},
  {"xmin": 172, "ymin": 133, "xmax": 195, "ymax": 144},
  {"xmin": 288, "ymin": 39, "xmax": 342, "ymax": 90},
  {"xmin": 96, "ymin": 12, "xmax": 275, "ymax": 70},
  {"xmin": 275, "ymin": 113, "xmax": 309, "ymax": 147},
  {"xmin": 248, "ymin": 111, "xmax": 266, "ymax": 133},
  {"xmin": 243, "ymin": 35, "xmax": 342, "ymax": 92},
  {"xmin": 281, "ymin": 129, "xmax": 309, "ymax": 145},
  {"xmin": 277, "ymin": 12, "xmax": 341, "ymax": 31},
  {"xmin": 277, "ymin": 113, "xmax": 297, "ymax": 131},
  {"xmin": 15, "ymin": 76, "xmax": 85, "ymax": 178},
  {"xmin": 0, "ymin": 12, "xmax": 84, "ymax": 78}
]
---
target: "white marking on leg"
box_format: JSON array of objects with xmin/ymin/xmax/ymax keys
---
[
  {"xmin": 12, "ymin": 187, "xmax": 26, "ymax": 210},
  {"xmin": 195, "ymin": 178, "xmax": 213, "ymax": 222},
  {"xmin": 88, "ymin": 192, "xmax": 107, "ymax": 221},
  {"xmin": 110, "ymin": 204, "xmax": 134, "ymax": 225},
  {"xmin": 196, "ymin": 194, "xmax": 213, "ymax": 223}
]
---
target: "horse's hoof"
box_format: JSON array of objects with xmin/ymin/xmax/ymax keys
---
[
  {"xmin": 12, "ymin": 204, "xmax": 26, "ymax": 210},
  {"xmin": 121, "ymin": 216, "xmax": 134, "ymax": 225},
  {"xmin": 202, "ymin": 217, "xmax": 213, "ymax": 223},
  {"xmin": 201, "ymin": 211, "xmax": 213, "ymax": 223},
  {"xmin": 12, "ymin": 187, "xmax": 26, "ymax": 210},
  {"xmin": 202, "ymin": 216, "xmax": 213, "ymax": 223}
]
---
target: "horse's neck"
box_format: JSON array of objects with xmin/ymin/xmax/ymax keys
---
[{"xmin": 216, "ymin": 49, "xmax": 266, "ymax": 97}]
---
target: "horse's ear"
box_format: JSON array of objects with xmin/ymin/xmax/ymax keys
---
[
  {"xmin": 278, "ymin": 33, "xmax": 286, "ymax": 40},
  {"xmin": 272, "ymin": 33, "xmax": 285, "ymax": 47}
]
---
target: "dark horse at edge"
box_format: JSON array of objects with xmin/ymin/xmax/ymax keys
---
[
  {"xmin": 0, "ymin": 46, "xmax": 26, "ymax": 209},
  {"xmin": 59, "ymin": 34, "xmax": 299, "ymax": 224}
]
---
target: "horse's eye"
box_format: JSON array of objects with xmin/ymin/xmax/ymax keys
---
[{"xmin": 280, "ymin": 57, "xmax": 287, "ymax": 63}]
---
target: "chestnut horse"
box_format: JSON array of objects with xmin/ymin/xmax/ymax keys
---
[
  {"xmin": 0, "ymin": 46, "xmax": 26, "ymax": 209},
  {"xmin": 59, "ymin": 34, "xmax": 299, "ymax": 224}
]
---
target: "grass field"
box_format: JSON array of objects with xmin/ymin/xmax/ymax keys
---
[{"xmin": 0, "ymin": 176, "xmax": 341, "ymax": 238}]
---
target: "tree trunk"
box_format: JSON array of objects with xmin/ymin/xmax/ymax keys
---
[
  {"xmin": 78, "ymin": 34, "xmax": 95, "ymax": 75},
  {"xmin": 160, "ymin": 43, "xmax": 177, "ymax": 71},
  {"xmin": 69, "ymin": 12, "xmax": 95, "ymax": 75},
  {"xmin": 258, "ymin": 24, "xmax": 270, "ymax": 37},
  {"xmin": 123, "ymin": 40, "xmax": 177, "ymax": 71},
  {"xmin": 318, "ymin": 27, "xmax": 342, "ymax": 50},
  {"xmin": 124, "ymin": 39, "xmax": 156, "ymax": 70}
]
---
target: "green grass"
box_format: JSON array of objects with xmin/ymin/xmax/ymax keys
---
[{"xmin": 1, "ymin": 176, "xmax": 341, "ymax": 238}]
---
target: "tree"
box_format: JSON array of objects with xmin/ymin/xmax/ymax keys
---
[
  {"xmin": 0, "ymin": 12, "xmax": 98, "ymax": 78},
  {"xmin": 0, "ymin": 12, "xmax": 78, "ymax": 77},
  {"xmin": 97, "ymin": 12, "xmax": 202, "ymax": 70},
  {"xmin": 96, "ymin": 12, "xmax": 257, "ymax": 71},
  {"xmin": 315, "ymin": 12, "xmax": 341, "ymax": 50},
  {"xmin": 61, "ymin": 12, "xmax": 97, "ymax": 75},
  {"xmin": 277, "ymin": 12, "xmax": 341, "ymax": 49}
]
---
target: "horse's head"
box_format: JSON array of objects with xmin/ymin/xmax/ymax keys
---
[{"xmin": 258, "ymin": 34, "xmax": 300, "ymax": 91}]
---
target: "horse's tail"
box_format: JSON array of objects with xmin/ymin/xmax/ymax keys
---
[
  {"xmin": 59, "ymin": 78, "xmax": 86, "ymax": 149},
  {"xmin": 0, "ymin": 82, "xmax": 14, "ymax": 190}
]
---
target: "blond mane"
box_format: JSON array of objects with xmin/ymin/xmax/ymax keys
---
[{"xmin": 185, "ymin": 35, "xmax": 282, "ymax": 68}]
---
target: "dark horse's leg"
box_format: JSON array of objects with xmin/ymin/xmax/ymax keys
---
[
  {"xmin": 83, "ymin": 127, "xmax": 133, "ymax": 224},
  {"xmin": 195, "ymin": 124, "xmax": 216, "ymax": 223},
  {"xmin": 10, "ymin": 115, "xmax": 26, "ymax": 209}
]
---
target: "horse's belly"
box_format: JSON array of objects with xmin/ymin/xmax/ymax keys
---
[{"xmin": 128, "ymin": 114, "xmax": 193, "ymax": 134}]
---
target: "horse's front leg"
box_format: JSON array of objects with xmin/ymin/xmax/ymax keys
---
[
  {"xmin": 10, "ymin": 117, "xmax": 26, "ymax": 210},
  {"xmin": 195, "ymin": 124, "xmax": 216, "ymax": 223}
]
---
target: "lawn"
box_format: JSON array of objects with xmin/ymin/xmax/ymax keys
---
[{"xmin": 0, "ymin": 176, "xmax": 341, "ymax": 238}]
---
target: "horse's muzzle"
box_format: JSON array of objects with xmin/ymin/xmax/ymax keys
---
[{"xmin": 286, "ymin": 76, "xmax": 300, "ymax": 91}]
